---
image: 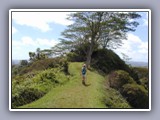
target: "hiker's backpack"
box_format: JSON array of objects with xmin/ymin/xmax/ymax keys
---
[{"xmin": 82, "ymin": 67, "xmax": 86, "ymax": 75}]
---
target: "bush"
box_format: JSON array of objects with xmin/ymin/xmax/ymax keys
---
[
  {"xmin": 104, "ymin": 88, "xmax": 131, "ymax": 108},
  {"xmin": 140, "ymin": 77, "xmax": 149, "ymax": 90},
  {"xmin": 128, "ymin": 67, "xmax": 140, "ymax": 84},
  {"xmin": 121, "ymin": 84, "xmax": 149, "ymax": 109},
  {"xmin": 12, "ymin": 88, "xmax": 45, "ymax": 108},
  {"xmin": 12, "ymin": 69, "xmax": 61, "ymax": 108},
  {"xmin": 20, "ymin": 57, "xmax": 69, "ymax": 75},
  {"xmin": 108, "ymin": 70, "xmax": 135, "ymax": 90},
  {"xmin": 67, "ymin": 52, "xmax": 86, "ymax": 62},
  {"xmin": 133, "ymin": 67, "xmax": 148, "ymax": 79},
  {"xmin": 12, "ymin": 56, "xmax": 70, "ymax": 108},
  {"xmin": 132, "ymin": 67, "xmax": 149, "ymax": 86},
  {"xmin": 20, "ymin": 60, "xmax": 28, "ymax": 66},
  {"xmin": 63, "ymin": 60, "xmax": 69, "ymax": 74},
  {"xmin": 12, "ymin": 65, "xmax": 23, "ymax": 77},
  {"xmin": 34, "ymin": 69, "xmax": 59, "ymax": 84},
  {"xmin": 91, "ymin": 49, "xmax": 140, "ymax": 83},
  {"xmin": 91, "ymin": 49, "xmax": 129, "ymax": 74}
]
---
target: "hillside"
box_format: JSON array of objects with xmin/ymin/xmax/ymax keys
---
[
  {"xmin": 126, "ymin": 61, "xmax": 148, "ymax": 68},
  {"xmin": 18, "ymin": 62, "xmax": 130, "ymax": 108},
  {"xmin": 12, "ymin": 49, "xmax": 148, "ymax": 109}
]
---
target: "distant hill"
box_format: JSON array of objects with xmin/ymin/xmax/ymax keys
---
[
  {"xmin": 126, "ymin": 61, "xmax": 148, "ymax": 68},
  {"xmin": 12, "ymin": 59, "xmax": 29, "ymax": 65},
  {"xmin": 12, "ymin": 60, "xmax": 20, "ymax": 65}
]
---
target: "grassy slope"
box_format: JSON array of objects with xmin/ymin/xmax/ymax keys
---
[{"xmin": 20, "ymin": 62, "xmax": 106, "ymax": 108}]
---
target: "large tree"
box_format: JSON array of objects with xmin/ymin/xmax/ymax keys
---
[{"xmin": 57, "ymin": 12, "xmax": 141, "ymax": 68}]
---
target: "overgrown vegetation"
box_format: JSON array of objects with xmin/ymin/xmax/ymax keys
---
[
  {"xmin": 91, "ymin": 49, "xmax": 129, "ymax": 74},
  {"xmin": 12, "ymin": 57, "xmax": 69, "ymax": 108},
  {"xmin": 91, "ymin": 49, "xmax": 140, "ymax": 83},
  {"xmin": 12, "ymin": 57, "xmax": 68, "ymax": 76},
  {"xmin": 108, "ymin": 70, "xmax": 135, "ymax": 90},
  {"xmin": 121, "ymin": 84, "xmax": 149, "ymax": 108},
  {"xmin": 132, "ymin": 67, "xmax": 149, "ymax": 89},
  {"xmin": 104, "ymin": 87, "xmax": 131, "ymax": 108},
  {"xmin": 107, "ymin": 68, "xmax": 149, "ymax": 109}
]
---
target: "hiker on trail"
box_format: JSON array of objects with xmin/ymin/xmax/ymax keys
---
[{"xmin": 81, "ymin": 64, "xmax": 87, "ymax": 85}]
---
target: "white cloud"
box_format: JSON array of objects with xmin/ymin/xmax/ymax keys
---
[
  {"xmin": 143, "ymin": 19, "xmax": 148, "ymax": 26},
  {"xmin": 142, "ymin": 12, "xmax": 148, "ymax": 26},
  {"xmin": 113, "ymin": 33, "xmax": 148, "ymax": 62},
  {"xmin": 13, "ymin": 36, "xmax": 59, "ymax": 48},
  {"xmin": 12, "ymin": 27, "xmax": 18, "ymax": 34},
  {"xmin": 12, "ymin": 36, "xmax": 59, "ymax": 59},
  {"xmin": 22, "ymin": 36, "xmax": 35, "ymax": 45},
  {"xmin": 12, "ymin": 12, "xmax": 73, "ymax": 32}
]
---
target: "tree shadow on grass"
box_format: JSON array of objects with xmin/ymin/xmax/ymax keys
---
[{"xmin": 82, "ymin": 82, "xmax": 91, "ymax": 87}]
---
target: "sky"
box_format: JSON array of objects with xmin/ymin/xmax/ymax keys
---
[{"xmin": 11, "ymin": 10, "xmax": 149, "ymax": 62}]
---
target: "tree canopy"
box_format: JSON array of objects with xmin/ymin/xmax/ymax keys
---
[{"xmin": 52, "ymin": 11, "xmax": 141, "ymax": 67}]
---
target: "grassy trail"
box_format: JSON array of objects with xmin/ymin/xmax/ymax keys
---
[{"xmin": 20, "ymin": 62, "xmax": 106, "ymax": 108}]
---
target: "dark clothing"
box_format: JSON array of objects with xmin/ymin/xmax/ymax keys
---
[{"xmin": 82, "ymin": 67, "xmax": 86, "ymax": 75}]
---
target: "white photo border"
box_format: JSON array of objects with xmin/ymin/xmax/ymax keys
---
[{"xmin": 9, "ymin": 9, "xmax": 151, "ymax": 111}]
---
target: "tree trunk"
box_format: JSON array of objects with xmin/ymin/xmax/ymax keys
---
[
  {"xmin": 86, "ymin": 42, "xmax": 93, "ymax": 68},
  {"xmin": 86, "ymin": 53, "xmax": 91, "ymax": 68}
]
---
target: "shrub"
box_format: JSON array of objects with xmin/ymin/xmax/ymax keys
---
[
  {"xmin": 12, "ymin": 69, "xmax": 60, "ymax": 108},
  {"xmin": 91, "ymin": 49, "xmax": 140, "ymax": 83},
  {"xmin": 121, "ymin": 84, "xmax": 149, "ymax": 109},
  {"xmin": 91, "ymin": 49, "xmax": 129, "ymax": 74},
  {"xmin": 63, "ymin": 60, "xmax": 69, "ymax": 74},
  {"xmin": 12, "ymin": 88, "xmax": 45, "ymax": 108},
  {"xmin": 20, "ymin": 60, "xmax": 28, "ymax": 66},
  {"xmin": 133, "ymin": 67, "xmax": 148, "ymax": 79},
  {"xmin": 104, "ymin": 88, "xmax": 131, "ymax": 108},
  {"xmin": 34, "ymin": 69, "xmax": 59, "ymax": 84},
  {"xmin": 12, "ymin": 65, "xmax": 23, "ymax": 77},
  {"xmin": 140, "ymin": 77, "xmax": 149, "ymax": 89},
  {"xmin": 20, "ymin": 57, "xmax": 69, "ymax": 75},
  {"xmin": 67, "ymin": 52, "xmax": 86, "ymax": 62},
  {"xmin": 132, "ymin": 67, "xmax": 149, "ymax": 85},
  {"xmin": 108, "ymin": 70, "xmax": 135, "ymax": 90},
  {"xmin": 128, "ymin": 67, "xmax": 140, "ymax": 84}
]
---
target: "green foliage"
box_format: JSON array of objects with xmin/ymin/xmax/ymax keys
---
[
  {"xmin": 29, "ymin": 48, "xmax": 48, "ymax": 62},
  {"xmin": 19, "ymin": 57, "xmax": 69, "ymax": 75},
  {"xmin": 58, "ymin": 12, "xmax": 141, "ymax": 67},
  {"xmin": 107, "ymin": 68, "xmax": 149, "ymax": 109},
  {"xmin": 91, "ymin": 49, "xmax": 130, "ymax": 74},
  {"xmin": 20, "ymin": 60, "xmax": 28, "ymax": 66},
  {"xmin": 108, "ymin": 70, "xmax": 135, "ymax": 90},
  {"xmin": 19, "ymin": 62, "xmax": 107, "ymax": 108},
  {"xmin": 133, "ymin": 67, "xmax": 148, "ymax": 78},
  {"xmin": 60, "ymin": 58, "xmax": 69, "ymax": 74},
  {"xmin": 12, "ymin": 67, "xmax": 69, "ymax": 108},
  {"xmin": 140, "ymin": 77, "xmax": 149, "ymax": 90},
  {"xmin": 60, "ymin": 12, "xmax": 141, "ymax": 50},
  {"xmin": 12, "ymin": 65, "xmax": 21, "ymax": 76},
  {"xmin": 104, "ymin": 88, "xmax": 131, "ymax": 108},
  {"xmin": 12, "ymin": 88, "xmax": 45, "ymax": 108},
  {"xmin": 66, "ymin": 42, "xmax": 95, "ymax": 62},
  {"xmin": 91, "ymin": 49, "xmax": 140, "ymax": 83},
  {"xmin": 128, "ymin": 67, "xmax": 140, "ymax": 84},
  {"xmin": 12, "ymin": 56, "xmax": 70, "ymax": 108},
  {"xmin": 121, "ymin": 84, "xmax": 149, "ymax": 109},
  {"xmin": 33, "ymin": 69, "xmax": 58, "ymax": 84},
  {"xmin": 67, "ymin": 52, "xmax": 85, "ymax": 62},
  {"xmin": 130, "ymin": 67, "xmax": 149, "ymax": 88}
]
